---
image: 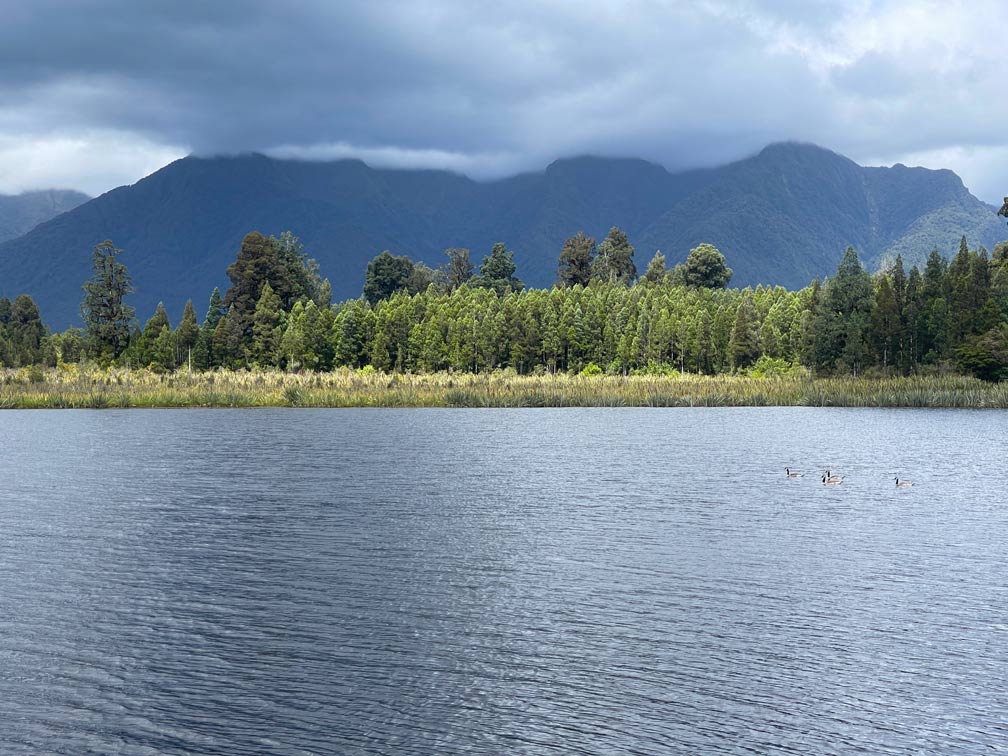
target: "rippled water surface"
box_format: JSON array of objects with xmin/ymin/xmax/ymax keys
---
[{"xmin": 2, "ymin": 408, "xmax": 1007, "ymax": 754}]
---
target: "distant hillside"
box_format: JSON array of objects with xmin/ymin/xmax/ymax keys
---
[
  {"xmin": 0, "ymin": 189, "xmax": 89, "ymax": 243},
  {"xmin": 0, "ymin": 144, "xmax": 1004, "ymax": 329}
]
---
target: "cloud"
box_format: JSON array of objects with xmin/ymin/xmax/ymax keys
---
[
  {"xmin": 0, "ymin": 0, "xmax": 1004, "ymax": 202},
  {"xmin": 0, "ymin": 131, "xmax": 186, "ymax": 196}
]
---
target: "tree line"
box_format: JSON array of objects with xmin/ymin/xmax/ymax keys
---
[{"xmin": 3, "ymin": 223, "xmax": 1008, "ymax": 380}]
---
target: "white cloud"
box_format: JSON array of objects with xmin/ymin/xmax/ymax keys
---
[
  {"xmin": 265, "ymin": 142, "xmax": 530, "ymax": 179},
  {"xmin": 0, "ymin": 131, "xmax": 187, "ymax": 196}
]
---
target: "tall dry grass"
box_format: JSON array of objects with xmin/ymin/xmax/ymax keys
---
[{"xmin": 3, "ymin": 365, "xmax": 1008, "ymax": 409}]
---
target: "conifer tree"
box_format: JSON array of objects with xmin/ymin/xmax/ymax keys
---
[
  {"xmin": 591, "ymin": 227, "xmax": 636, "ymax": 284},
  {"xmin": 251, "ymin": 281, "xmax": 282, "ymax": 366},
  {"xmin": 444, "ymin": 248, "xmax": 475, "ymax": 291},
  {"xmin": 476, "ymin": 242, "xmax": 523, "ymax": 295},
  {"xmin": 204, "ymin": 287, "xmax": 226, "ymax": 330},
  {"xmin": 176, "ymin": 300, "xmax": 200, "ymax": 369},
  {"xmin": 729, "ymin": 292, "xmax": 761, "ymax": 368},
  {"xmin": 642, "ymin": 251, "xmax": 667, "ymax": 285},
  {"xmin": 557, "ymin": 232, "xmax": 595, "ymax": 287},
  {"xmin": 81, "ymin": 240, "xmax": 134, "ymax": 360}
]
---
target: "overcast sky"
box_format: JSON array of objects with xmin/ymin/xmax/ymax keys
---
[{"xmin": 1, "ymin": 0, "xmax": 1004, "ymax": 203}]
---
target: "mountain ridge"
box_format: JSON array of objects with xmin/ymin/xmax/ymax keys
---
[
  {"xmin": 0, "ymin": 189, "xmax": 90, "ymax": 244},
  {"xmin": 0, "ymin": 143, "xmax": 1004, "ymax": 329}
]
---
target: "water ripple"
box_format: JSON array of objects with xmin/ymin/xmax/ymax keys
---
[{"xmin": 1, "ymin": 407, "xmax": 1007, "ymax": 754}]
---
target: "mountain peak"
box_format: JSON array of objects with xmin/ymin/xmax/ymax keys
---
[{"xmin": 1, "ymin": 143, "xmax": 1002, "ymax": 329}]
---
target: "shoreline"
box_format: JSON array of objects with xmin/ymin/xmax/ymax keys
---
[{"xmin": 2, "ymin": 367, "xmax": 1007, "ymax": 409}]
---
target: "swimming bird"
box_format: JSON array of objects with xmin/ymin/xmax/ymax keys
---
[
  {"xmin": 894, "ymin": 477, "xmax": 913, "ymax": 488},
  {"xmin": 822, "ymin": 470, "xmax": 844, "ymax": 485},
  {"xmin": 785, "ymin": 467, "xmax": 803, "ymax": 478}
]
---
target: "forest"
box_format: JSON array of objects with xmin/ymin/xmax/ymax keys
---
[{"xmin": 3, "ymin": 220, "xmax": 1008, "ymax": 383}]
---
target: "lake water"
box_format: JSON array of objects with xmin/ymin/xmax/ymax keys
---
[{"xmin": 1, "ymin": 407, "xmax": 1007, "ymax": 754}]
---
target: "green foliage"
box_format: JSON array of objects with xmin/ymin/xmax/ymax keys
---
[
  {"xmin": 212, "ymin": 308, "xmax": 244, "ymax": 369},
  {"xmin": 475, "ymin": 242, "xmax": 523, "ymax": 295},
  {"xmin": 81, "ymin": 240, "xmax": 135, "ymax": 361},
  {"xmin": 14, "ymin": 223, "xmax": 1008, "ymax": 387},
  {"xmin": 224, "ymin": 231, "xmax": 317, "ymax": 336},
  {"xmin": 176, "ymin": 300, "xmax": 200, "ymax": 367},
  {"xmin": 0, "ymin": 294, "xmax": 48, "ymax": 367},
  {"xmin": 812, "ymin": 247, "xmax": 873, "ymax": 375},
  {"xmin": 957, "ymin": 325, "xmax": 1008, "ymax": 381},
  {"xmin": 557, "ymin": 231, "xmax": 595, "ymax": 287},
  {"xmin": 251, "ymin": 281, "xmax": 282, "ymax": 367},
  {"xmin": 443, "ymin": 248, "xmax": 474, "ymax": 291},
  {"xmin": 591, "ymin": 227, "xmax": 636, "ymax": 285},
  {"xmin": 642, "ymin": 251, "xmax": 667, "ymax": 285},
  {"xmin": 363, "ymin": 250, "xmax": 414, "ymax": 304},
  {"xmin": 406, "ymin": 262, "xmax": 440, "ymax": 295},
  {"xmin": 204, "ymin": 287, "xmax": 225, "ymax": 330},
  {"xmin": 683, "ymin": 243, "xmax": 733, "ymax": 289}
]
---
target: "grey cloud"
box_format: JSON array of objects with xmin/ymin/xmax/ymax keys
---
[{"xmin": 0, "ymin": 0, "xmax": 1005, "ymax": 202}]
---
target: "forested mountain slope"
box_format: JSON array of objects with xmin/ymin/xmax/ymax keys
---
[
  {"xmin": 0, "ymin": 189, "xmax": 89, "ymax": 243},
  {"xmin": 0, "ymin": 143, "xmax": 1002, "ymax": 328}
]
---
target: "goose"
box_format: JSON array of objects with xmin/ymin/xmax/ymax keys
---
[
  {"xmin": 822, "ymin": 470, "xmax": 844, "ymax": 485},
  {"xmin": 785, "ymin": 467, "xmax": 803, "ymax": 478},
  {"xmin": 894, "ymin": 477, "xmax": 913, "ymax": 488}
]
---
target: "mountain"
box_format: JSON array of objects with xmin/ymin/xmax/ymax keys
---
[
  {"xmin": 0, "ymin": 189, "xmax": 89, "ymax": 243},
  {"xmin": 0, "ymin": 143, "xmax": 1004, "ymax": 329}
]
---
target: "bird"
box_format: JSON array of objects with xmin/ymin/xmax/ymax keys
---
[
  {"xmin": 785, "ymin": 467, "xmax": 803, "ymax": 478},
  {"xmin": 822, "ymin": 470, "xmax": 844, "ymax": 485},
  {"xmin": 894, "ymin": 477, "xmax": 913, "ymax": 488}
]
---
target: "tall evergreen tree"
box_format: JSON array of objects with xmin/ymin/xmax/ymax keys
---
[
  {"xmin": 443, "ymin": 248, "xmax": 475, "ymax": 291},
  {"xmin": 143, "ymin": 302, "xmax": 171, "ymax": 341},
  {"xmin": 363, "ymin": 250, "xmax": 414, "ymax": 304},
  {"xmin": 871, "ymin": 275, "xmax": 901, "ymax": 370},
  {"xmin": 476, "ymin": 242, "xmax": 523, "ymax": 295},
  {"xmin": 729, "ymin": 292, "xmax": 761, "ymax": 368},
  {"xmin": 7, "ymin": 294, "xmax": 46, "ymax": 366},
  {"xmin": 175, "ymin": 300, "xmax": 200, "ymax": 369},
  {"xmin": 557, "ymin": 232, "xmax": 595, "ymax": 287},
  {"xmin": 812, "ymin": 247, "xmax": 873, "ymax": 374},
  {"xmin": 204, "ymin": 287, "xmax": 226, "ymax": 330},
  {"xmin": 81, "ymin": 239, "xmax": 134, "ymax": 361},
  {"xmin": 591, "ymin": 227, "xmax": 636, "ymax": 284},
  {"xmin": 251, "ymin": 281, "xmax": 282, "ymax": 366},
  {"xmin": 211, "ymin": 307, "xmax": 244, "ymax": 368},
  {"xmin": 642, "ymin": 251, "xmax": 667, "ymax": 285}
]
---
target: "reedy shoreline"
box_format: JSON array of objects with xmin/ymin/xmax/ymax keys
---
[{"xmin": 2, "ymin": 366, "xmax": 1007, "ymax": 409}]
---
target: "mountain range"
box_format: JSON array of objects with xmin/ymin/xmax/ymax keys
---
[
  {"xmin": 0, "ymin": 142, "xmax": 1004, "ymax": 329},
  {"xmin": 0, "ymin": 189, "xmax": 89, "ymax": 244}
]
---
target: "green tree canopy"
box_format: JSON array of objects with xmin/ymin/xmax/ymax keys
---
[
  {"xmin": 224, "ymin": 231, "xmax": 318, "ymax": 336},
  {"xmin": 591, "ymin": 227, "xmax": 636, "ymax": 284},
  {"xmin": 683, "ymin": 243, "xmax": 733, "ymax": 289},
  {"xmin": 813, "ymin": 246, "xmax": 874, "ymax": 374},
  {"xmin": 176, "ymin": 299, "xmax": 200, "ymax": 367},
  {"xmin": 143, "ymin": 302, "xmax": 171, "ymax": 341},
  {"xmin": 642, "ymin": 250, "xmax": 667, "ymax": 285},
  {"xmin": 81, "ymin": 239, "xmax": 135, "ymax": 360},
  {"xmin": 558, "ymin": 231, "xmax": 595, "ymax": 287},
  {"xmin": 443, "ymin": 248, "xmax": 474, "ymax": 291},
  {"xmin": 364, "ymin": 250, "xmax": 414, "ymax": 304},
  {"xmin": 475, "ymin": 242, "xmax": 523, "ymax": 295}
]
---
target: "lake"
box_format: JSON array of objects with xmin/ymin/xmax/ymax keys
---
[{"xmin": 1, "ymin": 408, "xmax": 1006, "ymax": 754}]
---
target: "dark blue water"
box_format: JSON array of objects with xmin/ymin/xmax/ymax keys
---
[{"xmin": 1, "ymin": 408, "xmax": 1007, "ymax": 754}]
